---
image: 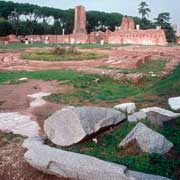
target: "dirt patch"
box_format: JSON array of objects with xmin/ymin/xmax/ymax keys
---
[
  {"xmin": 118, "ymin": 139, "xmax": 144, "ymax": 157},
  {"xmin": 0, "ymin": 132, "xmax": 70, "ymax": 180},
  {"xmin": 0, "ymin": 79, "xmax": 72, "ymax": 113}
]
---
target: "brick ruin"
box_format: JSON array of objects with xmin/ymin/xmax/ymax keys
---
[
  {"xmin": 177, "ymin": 37, "xmax": 180, "ymax": 44},
  {"xmin": 120, "ymin": 16, "xmax": 135, "ymax": 31},
  {"xmin": 107, "ymin": 16, "xmax": 167, "ymax": 46},
  {"xmin": 73, "ymin": 6, "xmax": 87, "ymax": 34},
  {"xmin": 0, "ymin": 5, "xmax": 168, "ymax": 46}
]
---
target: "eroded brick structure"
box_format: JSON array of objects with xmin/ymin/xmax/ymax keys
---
[
  {"xmin": 107, "ymin": 16, "xmax": 167, "ymax": 46},
  {"xmin": 177, "ymin": 37, "xmax": 180, "ymax": 44},
  {"xmin": 120, "ymin": 16, "xmax": 135, "ymax": 31},
  {"xmin": 0, "ymin": 34, "xmax": 20, "ymax": 44},
  {"xmin": 73, "ymin": 5, "xmax": 87, "ymax": 34},
  {"xmin": 1, "ymin": 6, "xmax": 168, "ymax": 46}
]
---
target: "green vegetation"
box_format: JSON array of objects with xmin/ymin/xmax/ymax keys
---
[
  {"xmin": 151, "ymin": 62, "xmax": 180, "ymax": 96},
  {"xmin": 0, "ymin": 64, "xmax": 180, "ymax": 106},
  {"xmin": 138, "ymin": 1, "xmax": 151, "ymax": 20},
  {"xmin": 0, "ymin": 1, "xmax": 176, "ymax": 43},
  {"xmin": 0, "ymin": 63, "xmax": 180, "ymax": 179},
  {"xmin": 0, "ymin": 131, "xmax": 23, "ymax": 146},
  {"xmin": 0, "ymin": 1, "xmax": 123, "ymax": 35},
  {"xmin": 155, "ymin": 12, "xmax": 177, "ymax": 43},
  {"xmin": 21, "ymin": 47, "xmax": 106, "ymax": 61},
  {"xmin": 99, "ymin": 59, "xmax": 167, "ymax": 76},
  {"xmin": 0, "ymin": 43, "xmax": 130, "ymax": 50},
  {"xmin": 0, "ymin": 70, "xmax": 140, "ymax": 105},
  {"xmin": 133, "ymin": 59, "xmax": 166, "ymax": 74},
  {"xmin": 0, "ymin": 43, "xmax": 56, "ymax": 50},
  {"xmin": 60, "ymin": 119, "xmax": 180, "ymax": 179},
  {"xmin": 74, "ymin": 43, "xmax": 130, "ymax": 49}
]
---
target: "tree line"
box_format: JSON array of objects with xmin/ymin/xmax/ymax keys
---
[{"xmin": 0, "ymin": 1, "xmax": 176, "ymax": 42}]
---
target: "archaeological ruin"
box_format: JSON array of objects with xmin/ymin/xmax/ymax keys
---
[{"xmin": 0, "ymin": 5, "xmax": 168, "ymax": 46}]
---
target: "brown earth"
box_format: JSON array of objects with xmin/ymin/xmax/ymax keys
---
[
  {"xmin": 0, "ymin": 132, "xmax": 70, "ymax": 180},
  {"xmin": 0, "ymin": 80, "xmax": 75, "ymax": 180},
  {"xmin": 0, "ymin": 46, "xmax": 180, "ymax": 74},
  {"xmin": 1, "ymin": 46, "xmax": 180, "ymax": 83},
  {"xmin": 0, "ymin": 79, "xmax": 73, "ymax": 113}
]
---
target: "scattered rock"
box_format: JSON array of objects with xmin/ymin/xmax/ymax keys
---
[
  {"xmin": 114, "ymin": 103, "xmax": 136, "ymax": 114},
  {"xmin": 128, "ymin": 111, "xmax": 147, "ymax": 122},
  {"xmin": 23, "ymin": 137, "xmax": 170, "ymax": 180},
  {"xmin": 127, "ymin": 170, "xmax": 170, "ymax": 180},
  {"xmin": 168, "ymin": 96, "xmax": 180, "ymax": 111},
  {"xmin": 18, "ymin": 77, "xmax": 28, "ymax": 82},
  {"xmin": 44, "ymin": 106, "xmax": 126, "ymax": 147},
  {"xmin": 23, "ymin": 137, "xmax": 130, "ymax": 180},
  {"xmin": 28, "ymin": 92, "xmax": 51, "ymax": 108},
  {"xmin": 0, "ymin": 112, "xmax": 40, "ymax": 137},
  {"xmin": 119, "ymin": 122, "xmax": 173, "ymax": 154},
  {"xmin": 30, "ymin": 98, "xmax": 47, "ymax": 108},
  {"xmin": 28, "ymin": 92, "xmax": 51, "ymax": 99},
  {"xmin": 93, "ymin": 138, "xmax": 98, "ymax": 144},
  {"xmin": 141, "ymin": 107, "xmax": 180, "ymax": 126},
  {"xmin": 151, "ymin": 74, "xmax": 157, "ymax": 77}
]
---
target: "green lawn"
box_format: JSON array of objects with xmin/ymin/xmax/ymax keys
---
[
  {"xmin": 0, "ymin": 43, "xmax": 56, "ymax": 50},
  {"xmin": 0, "ymin": 43, "xmax": 130, "ymax": 50}
]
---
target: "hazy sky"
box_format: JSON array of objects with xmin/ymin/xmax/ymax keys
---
[{"xmin": 8, "ymin": 0, "xmax": 180, "ymax": 31}]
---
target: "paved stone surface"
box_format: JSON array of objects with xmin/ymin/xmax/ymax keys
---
[
  {"xmin": 119, "ymin": 122, "xmax": 173, "ymax": 154},
  {"xmin": 44, "ymin": 106, "xmax": 126, "ymax": 146},
  {"xmin": 168, "ymin": 96, "xmax": 180, "ymax": 111},
  {"xmin": 114, "ymin": 103, "xmax": 136, "ymax": 114},
  {"xmin": 23, "ymin": 137, "xmax": 170, "ymax": 180},
  {"xmin": 0, "ymin": 112, "xmax": 40, "ymax": 137}
]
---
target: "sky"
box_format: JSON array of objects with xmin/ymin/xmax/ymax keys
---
[{"xmin": 7, "ymin": 0, "xmax": 180, "ymax": 31}]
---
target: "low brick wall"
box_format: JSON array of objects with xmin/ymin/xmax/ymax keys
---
[
  {"xmin": 1, "ymin": 29, "xmax": 168, "ymax": 46},
  {"xmin": 107, "ymin": 29, "xmax": 167, "ymax": 46}
]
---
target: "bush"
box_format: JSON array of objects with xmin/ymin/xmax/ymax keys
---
[{"xmin": 53, "ymin": 46, "xmax": 80, "ymax": 55}]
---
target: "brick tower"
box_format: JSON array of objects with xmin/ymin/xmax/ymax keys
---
[
  {"xmin": 120, "ymin": 16, "xmax": 135, "ymax": 31},
  {"xmin": 73, "ymin": 5, "xmax": 87, "ymax": 34}
]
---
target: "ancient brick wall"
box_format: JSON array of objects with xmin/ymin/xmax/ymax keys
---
[
  {"xmin": 0, "ymin": 35, "xmax": 20, "ymax": 44},
  {"xmin": 1, "ymin": 11, "xmax": 168, "ymax": 46},
  {"xmin": 0, "ymin": 36, "xmax": 8, "ymax": 44},
  {"xmin": 108, "ymin": 29, "xmax": 167, "ymax": 46}
]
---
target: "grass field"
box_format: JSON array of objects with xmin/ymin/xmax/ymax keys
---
[
  {"xmin": 0, "ymin": 43, "xmax": 130, "ymax": 50},
  {"xmin": 0, "ymin": 64, "xmax": 179, "ymax": 106}
]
